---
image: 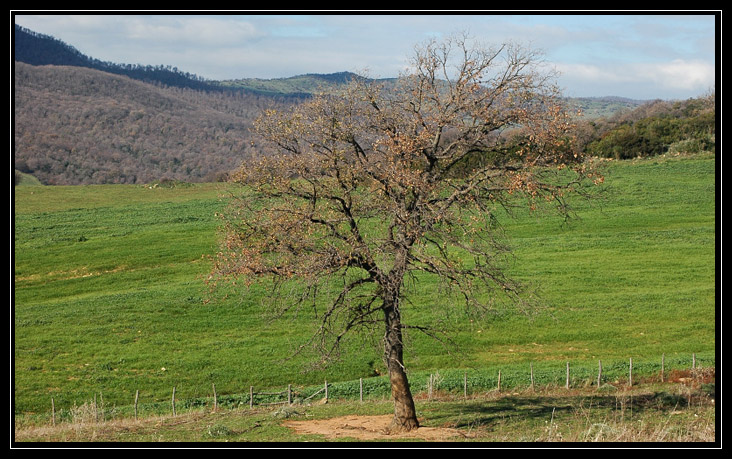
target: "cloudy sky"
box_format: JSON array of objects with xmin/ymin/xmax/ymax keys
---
[{"xmin": 14, "ymin": 12, "xmax": 718, "ymax": 100}]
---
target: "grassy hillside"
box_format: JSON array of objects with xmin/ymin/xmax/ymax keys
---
[
  {"xmin": 13, "ymin": 154, "xmax": 716, "ymax": 418},
  {"xmin": 218, "ymin": 72, "xmax": 371, "ymax": 96},
  {"xmin": 564, "ymin": 96, "xmax": 646, "ymax": 119}
]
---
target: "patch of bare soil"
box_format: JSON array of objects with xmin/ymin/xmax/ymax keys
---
[{"xmin": 283, "ymin": 415, "xmax": 467, "ymax": 441}]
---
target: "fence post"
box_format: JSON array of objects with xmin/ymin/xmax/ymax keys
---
[
  {"xmin": 324, "ymin": 380, "xmax": 328, "ymax": 402},
  {"xmin": 249, "ymin": 386, "xmax": 253, "ymax": 409},
  {"xmin": 171, "ymin": 386, "xmax": 176, "ymax": 416},
  {"xmin": 629, "ymin": 358, "xmax": 633, "ymax": 387},
  {"xmin": 566, "ymin": 362, "xmax": 570, "ymax": 390},
  {"xmin": 661, "ymin": 354, "xmax": 665, "ymax": 382},
  {"xmin": 359, "ymin": 378, "xmax": 363, "ymax": 403},
  {"xmin": 51, "ymin": 397, "xmax": 55, "ymax": 426},
  {"xmin": 530, "ymin": 363, "xmax": 535, "ymax": 391},
  {"xmin": 288, "ymin": 384, "xmax": 292, "ymax": 405},
  {"xmin": 134, "ymin": 390, "xmax": 139, "ymax": 420},
  {"xmin": 497, "ymin": 370, "xmax": 501, "ymax": 393},
  {"xmin": 464, "ymin": 371, "xmax": 468, "ymax": 400},
  {"xmin": 597, "ymin": 360, "xmax": 602, "ymax": 388},
  {"xmin": 100, "ymin": 392, "xmax": 104, "ymax": 422},
  {"xmin": 692, "ymin": 353, "xmax": 696, "ymax": 370},
  {"xmin": 212, "ymin": 383, "xmax": 218, "ymax": 411}
]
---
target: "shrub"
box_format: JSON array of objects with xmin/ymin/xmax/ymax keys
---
[{"xmin": 667, "ymin": 136, "xmax": 715, "ymax": 155}]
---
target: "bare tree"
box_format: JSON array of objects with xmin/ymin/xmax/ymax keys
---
[{"xmin": 210, "ymin": 34, "xmax": 599, "ymax": 432}]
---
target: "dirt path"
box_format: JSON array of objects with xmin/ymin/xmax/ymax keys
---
[{"xmin": 283, "ymin": 414, "xmax": 467, "ymax": 441}]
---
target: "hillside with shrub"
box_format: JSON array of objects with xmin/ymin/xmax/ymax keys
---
[{"xmin": 575, "ymin": 94, "xmax": 716, "ymax": 160}]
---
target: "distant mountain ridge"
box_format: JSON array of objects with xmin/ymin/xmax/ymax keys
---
[
  {"xmin": 14, "ymin": 24, "xmax": 91, "ymax": 68},
  {"xmin": 564, "ymin": 95, "xmax": 648, "ymax": 119},
  {"xmin": 15, "ymin": 24, "xmax": 223, "ymax": 92},
  {"xmin": 217, "ymin": 71, "xmax": 373, "ymax": 97},
  {"xmin": 14, "ymin": 24, "xmax": 373, "ymax": 97},
  {"xmin": 13, "ymin": 24, "xmax": 647, "ymax": 108}
]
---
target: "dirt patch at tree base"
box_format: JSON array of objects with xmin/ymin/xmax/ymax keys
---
[{"xmin": 283, "ymin": 415, "xmax": 467, "ymax": 441}]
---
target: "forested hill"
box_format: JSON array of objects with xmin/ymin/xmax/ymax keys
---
[
  {"xmin": 14, "ymin": 24, "xmax": 218, "ymax": 92},
  {"xmin": 14, "ymin": 24, "xmax": 364, "ymax": 97},
  {"xmin": 14, "ymin": 62, "xmax": 296, "ymax": 185}
]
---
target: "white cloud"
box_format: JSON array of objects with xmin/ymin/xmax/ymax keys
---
[
  {"xmin": 555, "ymin": 58, "xmax": 714, "ymax": 98},
  {"xmin": 555, "ymin": 63, "xmax": 627, "ymax": 83},
  {"xmin": 124, "ymin": 16, "xmax": 263, "ymax": 46},
  {"xmin": 640, "ymin": 59, "xmax": 715, "ymax": 91}
]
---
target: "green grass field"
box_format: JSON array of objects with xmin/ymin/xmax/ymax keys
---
[{"xmin": 13, "ymin": 154, "xmax": 716, "ymax": 420}]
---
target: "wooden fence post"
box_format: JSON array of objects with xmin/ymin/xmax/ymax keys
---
[
  {"xmin": 51, "ymin": 397, "xmax": 55, "ymax": 426},
  {"xmin": 171, "ymin": 386, "xmax": 176, "ymax": 416},
  {"xmin": 324, "ymin": 380, "xmax": 328, "ymax": 402},
  {"xmin": 692, "ymin": 353, "xmax": 696, "ymax": 370},
  {"xmin": 134, "ymin": 390, "xmax": 139, "ymax": 420},
  {"xmin": 288, "ymin": 384, "xmax": 292, "ymax": 405},
  {"xmin": 464, "ymin": 371, "xmax": 468, "ymax": 400},
  {"xmin": 661, "ymin": 354, "xmax": 665, "ymax": 382},
  {"xmin": 530, "ymin": 363, "xmax": 535, "ymax": 391},
  {"xmin": 597, "ymin": 360, "xmax": 602, "ymax": 388},
  {"xmin": 212, "ymin": 383, "xmax": 217, "ymax": 411},
  {"xmin": 629, "ymin": 358, "xmax": 633, "ymax": 387},
  {"xmin": 249, "ymin": 386, "xmax": 253, "ymax": 409},
  {"xmin": 497, "ymin": 370, "xmax": 501, "ymax": 393},
  {"xmin": 566, "ymin": 362, "xmax": 570, "ymax": 390},
  {"xmin": 359, "ymin": 378, "xmax": 363, "ymax": 403}
]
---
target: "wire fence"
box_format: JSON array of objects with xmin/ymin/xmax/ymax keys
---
[{"xmin": 38, "ymin": 352, "xmax": 714, "ymax": 427}]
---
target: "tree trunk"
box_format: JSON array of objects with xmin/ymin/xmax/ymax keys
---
[{"xmin": 383, "ymin": 288, "xmax": 419, "ymax": 432}]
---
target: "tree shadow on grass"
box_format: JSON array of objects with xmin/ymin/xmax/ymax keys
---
[{"xmin": 425, "ymin": 390, "xmax": 697, "ymax": 430}]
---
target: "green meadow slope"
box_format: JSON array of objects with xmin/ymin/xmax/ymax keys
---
[{"xmin": 13, "ymin": 154, "xmax": 716, "ymax": 416}]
